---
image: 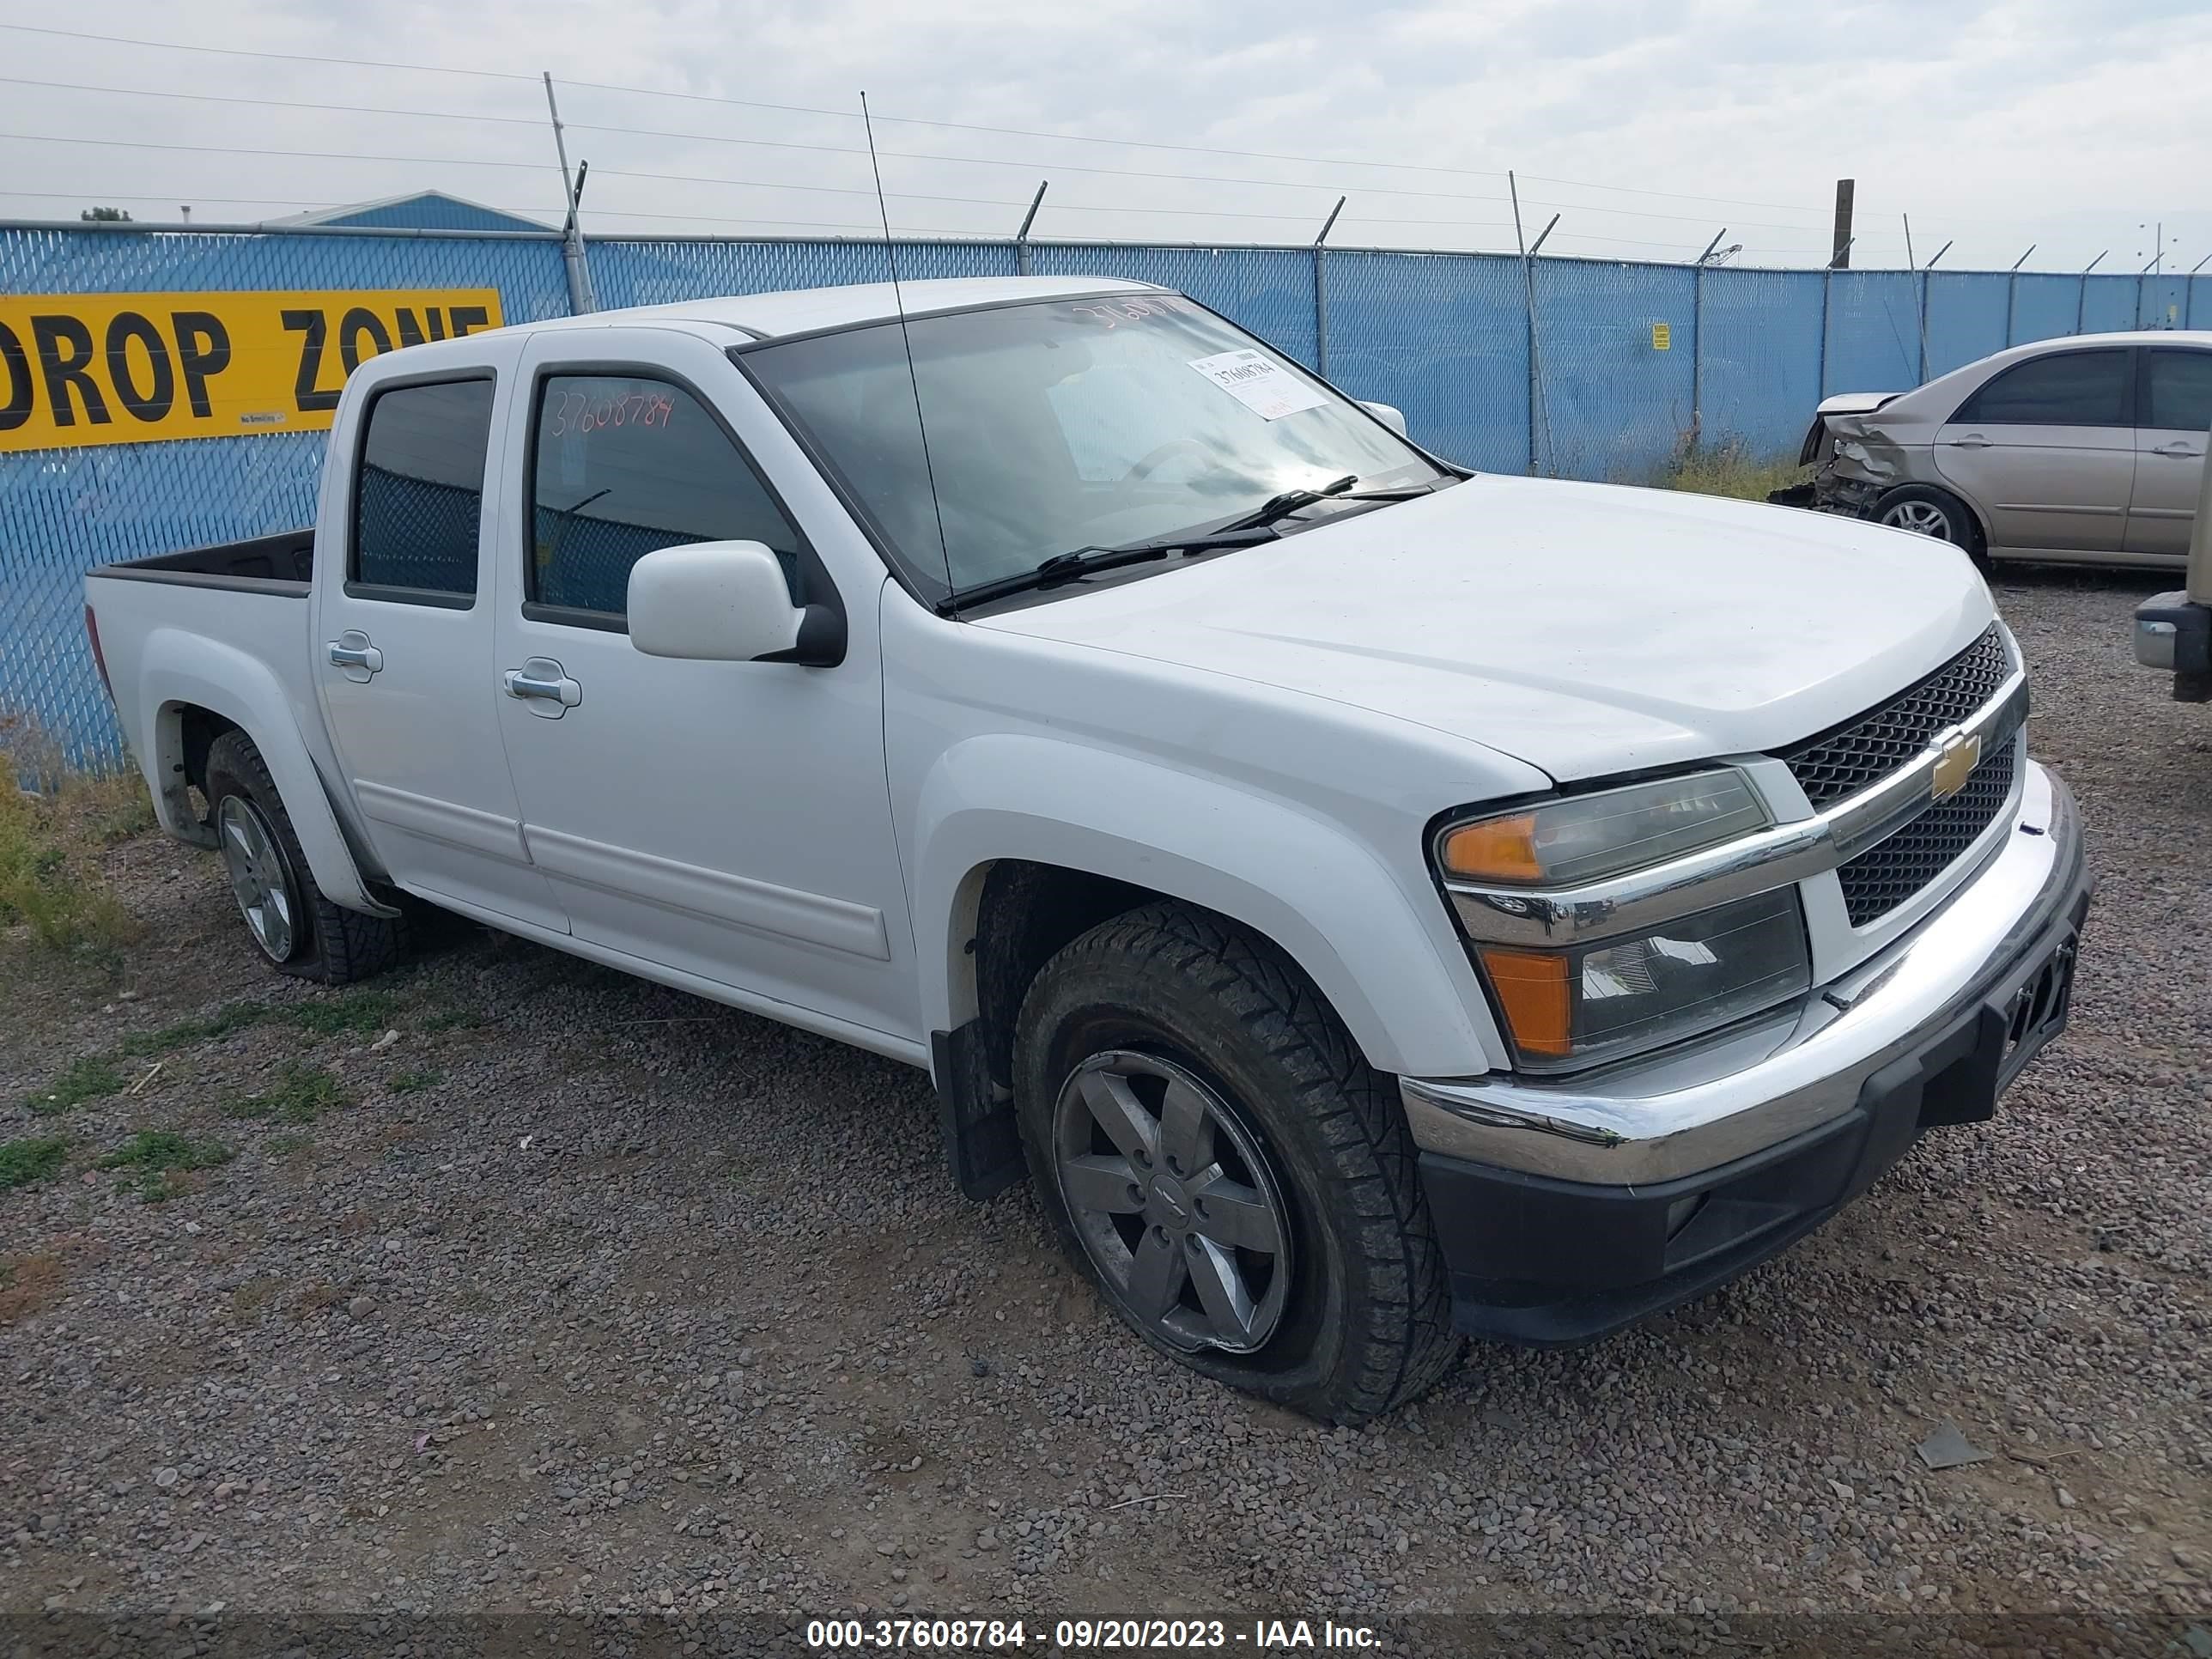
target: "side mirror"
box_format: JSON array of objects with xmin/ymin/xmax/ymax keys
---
[
  {"xmin": 628, "ymin": 540, "xmax": 843, "ymax": 666},
  {"xmin": 1359, "ymin": 400, "xmax": 1409, "ymax": 437}
]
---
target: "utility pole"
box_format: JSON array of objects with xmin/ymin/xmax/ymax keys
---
[
  {"xmin": 1829, "ymin": 179, "xmax": 1855, "ymax": 269},
  {"xmin": 544, "ymin": 71, "xmax": 596, "ymax": 315}
]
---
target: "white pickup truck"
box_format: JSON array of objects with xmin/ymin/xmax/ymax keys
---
[{"xmin": 84, "ymin": 276, "xmax": 2090, "ymax": 1422}]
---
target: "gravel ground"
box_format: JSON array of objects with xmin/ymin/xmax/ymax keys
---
[{"xmin": 1, "ymin": 568, "xmax": 2206, "ymax": 1648}]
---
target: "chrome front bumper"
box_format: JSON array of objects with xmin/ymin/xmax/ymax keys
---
[{"xmin": 1401, "ymin": 759, "xmax": 2088, "ymax": 1185}]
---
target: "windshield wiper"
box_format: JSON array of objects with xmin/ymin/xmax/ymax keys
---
[
  {"xmin": 941, "ymin": 528, "xmax": 1282, "ymax": 611},
  {"xmin": 939, "ymin": 478, "xmax": 1446, "ymax": 612},
  {"xmin": 1207, "ymin": 476, "xmax": 1438, "ymax": 536}
]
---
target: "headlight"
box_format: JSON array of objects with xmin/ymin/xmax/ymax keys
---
[
  {"xmin": 1472, "ymin": 889, "xmax": 1811, "ymax": 1073},
  {"xmin": 1435, "ymin": 769, "xmax": 1810, "ymax": 1073},
  {"xmin": 1437, "ymin": 769, "xmax": 1768, "ymax": 887}
]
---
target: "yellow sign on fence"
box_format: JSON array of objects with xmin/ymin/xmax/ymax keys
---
[
  {"xmin": 0, "ymin": 288, "xmax": 504, "ymax": 454},
  {"xmin": 1650, "ymin": 321, "xmax": 1672, "ymax": 352}
]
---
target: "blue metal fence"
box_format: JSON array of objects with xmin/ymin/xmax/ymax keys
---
[{"xmin": 5, "ymin": 222, "xmax": 2208, "ymax": 762}]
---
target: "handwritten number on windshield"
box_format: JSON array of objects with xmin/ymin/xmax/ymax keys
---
[{"xmin": 549, "ymin": 387, "xmax": 677, "ymax": 438}]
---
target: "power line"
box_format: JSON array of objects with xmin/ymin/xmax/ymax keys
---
[
  {"xmin": 0, "ymin": 72, "xmax": 1831, "ymax": 231},
  {"xmin": 0, "ymin": 126, "xmax": 1828, "ymax": 237},
  {"xmin": 0, "ymin": 75, "xmax": 547, "ymax": 128},
  {"xmin": 0, "ymin": 20, "xmax": 1832, "ymax": 216}
]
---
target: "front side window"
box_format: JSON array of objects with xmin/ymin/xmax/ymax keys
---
[
  {"xmin": 2144, "ymin": 349, "xmax": 2212, "ymax": 433},
  {"xmin": 744, "ymin": 295, "xmax": 1448, "ymax": 600},
  {"xmin": 1954, "ymin": 349, "xmax": 2130, "ymax": 428},
  {"xmin": 352, "ymin": 377, "xmax": 495, "ymax": 598},
  {"xmin": 529, "ymin": 373, "xmax": 803, "ymax": 617}
]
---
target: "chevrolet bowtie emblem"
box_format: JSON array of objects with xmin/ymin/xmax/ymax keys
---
[{"xmin": 1930, "ymin": 728, "xmax": 1982, "ymax": 799}]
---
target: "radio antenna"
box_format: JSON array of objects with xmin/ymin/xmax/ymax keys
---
[{"xmin": 860, "ymin": 91, "xmax": 954, "ymax": 608}]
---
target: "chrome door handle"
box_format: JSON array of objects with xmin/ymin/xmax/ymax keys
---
[
  {"xmin": 327, "ymin": 629, "xmax": 382, "ymax": 681},
  {"xmin": 2151, "ymin": 441, "xmax": 2203, "ymax": 459},
  {"xmin": 1944, "ymin": 434, "xmax": 1993, "ymax": 449},
  {"xmin": 503, "ymin": 657, "xmax": 582, "ymax": 718}
]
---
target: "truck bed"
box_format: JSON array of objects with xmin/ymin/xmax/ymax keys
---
[{"xmin": 91, "ymin": 529, "xmax": 315, "ymax": 592}]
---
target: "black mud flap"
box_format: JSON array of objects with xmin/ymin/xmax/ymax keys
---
[
  {"xmin": 1766, "ymin": 482, "xmax": 1818, "ymax": 508},
  {"xmin": 932, "ymin": 1022, "xmax": 1028, "ymax": 1200}
]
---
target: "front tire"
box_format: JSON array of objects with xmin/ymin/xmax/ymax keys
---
[
  {"xmin": 1013, "ymin": 902, "xmax": 1458, "ymax": 1423},
  {"xmin": 204, "ymin": 729, "xmax": 407, "ymax": 984}
]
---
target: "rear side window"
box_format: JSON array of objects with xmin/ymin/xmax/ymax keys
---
[
  {"xmin": 527, "ymin": 373, "xmax": 803, "ymax": 618},
  {"xmin": 1953, "ymin": 349, "xmax": 2130, "ymax": 427},
  {"xmin": 2144, "ymin": 349, "xmax": 2212, "ymax": 433},
  {"xmin": 351, "ymin": 377, "xmax": 495, "ymax": 599}
]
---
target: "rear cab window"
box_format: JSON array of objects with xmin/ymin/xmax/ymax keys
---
[
  {"xmin": 349, "ymin": 376, "xmax": 496, "ymax": 605},
  {"xmin": 1952, "ymin": 349, "xmax": 2131, "ymax": 427},
  {"xmin": 525, "ymin": 371, "xmax": 806, "ymax": 627}
]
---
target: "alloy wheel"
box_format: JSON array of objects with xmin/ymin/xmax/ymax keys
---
[
  {"xmin": 217, "ymin": 793, "xmax": 295, "ymax": 962},
  {"xmin": 1051, "ymin": 1049, "xmax": 1293, "ymax": 1354},
  {"xmin": 1881, "ymin": 499, "xmax": 1955, "ymax": 541}
]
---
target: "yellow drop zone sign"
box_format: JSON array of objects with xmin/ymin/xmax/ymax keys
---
[{"xmin": 0, "ymin": 288, "xmax": 504, "ymax": 454}]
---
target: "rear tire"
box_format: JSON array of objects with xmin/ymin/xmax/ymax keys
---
[
  {"xmin": 204, "ymin": 730, "xmax": 408, "ymax": 984},
  {"xmin": 1875, "ymin": 484, "xmax": 1982, "ymax": 561},
  {"xmin": 1012, "ymin": 902, "xmax": 1458, "ymax": 1424}
]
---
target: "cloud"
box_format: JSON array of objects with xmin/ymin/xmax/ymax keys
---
[{"xmin": 1, "ymin": 0, "xmax": 2206, "ymax": 271}]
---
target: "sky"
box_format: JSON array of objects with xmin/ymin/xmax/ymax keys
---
[{"xmin": 2, "ymin": 0, "xmax": 2209, "ymax": 272}]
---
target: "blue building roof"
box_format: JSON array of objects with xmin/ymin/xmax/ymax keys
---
[{"xmin": 275, "ymin": 191, "xmax": 552, "ymax": 234}]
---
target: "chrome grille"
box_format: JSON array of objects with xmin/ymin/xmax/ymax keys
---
[
  {"xmin": 1780, "ymin": 625, "xmax": 2013, "ymax": 807},
  {"xmin": 1837, "ymin": 742, "xmax": 2018, "ymax": 927}
]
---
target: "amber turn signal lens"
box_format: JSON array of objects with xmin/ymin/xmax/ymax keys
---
[
  {"xmin": 1474, "ymin": 945, "xmax": 1572, "ymax": 1057},
  {"xmin": 1439, "ymin": 814, "xmax": 1542, "ymax": 883}
]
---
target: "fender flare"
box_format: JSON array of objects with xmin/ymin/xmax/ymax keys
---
[
  {"xmin": 911, "ymin": 734, "xmax": 1507, "ymax": 1079},
  {"xmin": 136, "ymin": 627, "xmax": 396, "ymax": 917}
]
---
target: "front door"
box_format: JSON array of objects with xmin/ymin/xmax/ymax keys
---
[
  {"xmin": 489, "ymin": 328, "xmax": 918, "ymax": 1048},
  {"xmin": 314, "ymin": 362, "xmax": 566, "ymax": 931},
  {"xmin": 1932, "ymin": 345, "xmax": 2136, "ymax": 554},
  {"xmin": 2124, "ymin": 345, "xmax": 2212, "ymax": 561}
]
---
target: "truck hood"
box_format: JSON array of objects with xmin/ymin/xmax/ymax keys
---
[{"xmin": 975, "ymin": 473, "xmax": 1996, "ymax": 783}]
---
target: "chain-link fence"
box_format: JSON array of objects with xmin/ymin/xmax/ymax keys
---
[{"xmin": 7, "ymin": 221, "xmax": 2212, "ymax": 763}]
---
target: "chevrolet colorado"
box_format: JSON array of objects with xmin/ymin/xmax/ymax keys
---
[{"xmin": 83, "ymin": 276, "xmax": 2091, "ymax": 1421}]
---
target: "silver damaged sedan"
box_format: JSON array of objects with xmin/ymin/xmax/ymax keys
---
[{"xmin": 1795, "ymin": 331, "xmax": 2211, "ymax": 570}]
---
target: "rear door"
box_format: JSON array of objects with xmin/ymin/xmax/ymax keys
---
[
  {"xmin": 314, "ymin": 355, "xmax": 565, "ymax": 931},
  {"xmin": 1932, "ymin": 345, "xmax": 2136, "ymax": 554},
  {"xmin": 2124, "ymin": 345, "xmax": 2212, "ymax": 561}
]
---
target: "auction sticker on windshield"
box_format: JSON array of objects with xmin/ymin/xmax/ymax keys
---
[{"xmin": 1186, "ymin": 349, "xmax": 1328, "ymax": 421}]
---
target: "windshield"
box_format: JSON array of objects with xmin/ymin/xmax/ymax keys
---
[{"xmin": 742, "ymin": 294, "xmax": 1448, "ymax": 602}]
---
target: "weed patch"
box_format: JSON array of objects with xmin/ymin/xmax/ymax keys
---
[
  {"xmin": 282, "ymin": 988, "xmax": 404, "ymax": 1036},
  {"xmin": 1659, "ymin": 439, "xmax": 1806, "ymax": 503},
  {"xmin": 0, "ymin": 720, "xmax": 146, "ymax": 957},
  {"xmin": 0, "ymin": 1135, "xmax": 70, "ymax": 1190},
  {"xmin": 223, "ymin": 1063, "xmax": 351, "ymax": 1125},
  {"xmin": 388, "ymin": 1066, "xmax": 443, "ymax": 1095},
  {"xmin": 26, "ymin": 1055, "xmax": 125, "ymax": 1115},
  {"xmin": 116, "ymin": 1002, "xmax": 274, "ymax": 1058},
  {"xmin": 97, "ymin": 1130, "xmax": 233, "ymax": 1202}
]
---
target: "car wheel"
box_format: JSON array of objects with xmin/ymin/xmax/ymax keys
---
[
  {"xmin": 204, "ymin": 729, "xmax": 409, "ymax": 984},
  {"xmin": 1875, "ymin": 485, "xmax": 1978, "ymax": 551},
  {"xmin": 1012, "ymin": 902, "xmax": 1458, "ymax": 1424}
]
